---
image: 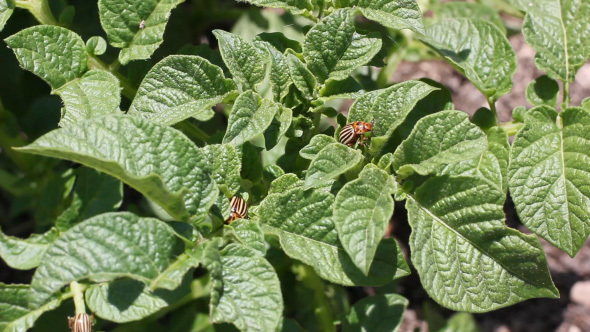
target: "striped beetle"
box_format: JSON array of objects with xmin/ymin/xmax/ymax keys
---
[
  {"xmin": 226, "ymin": 196, "xmax": 248, "ymax": 223},
  {"xmin": 68, "ymin": 313, "xmax": 93, "ymax": 332},
  {"xmin": 339, "ymin": 120, "xmax": 375, "ymax": 147}
]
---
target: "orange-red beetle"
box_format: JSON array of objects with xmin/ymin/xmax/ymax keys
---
[
  {"xmin": 339, "ymin": 120, "xmax": 374, "ymax": 147},
  {"xmin": 226, "ymin": 196, "xmax": 248, "ymax": 224}
]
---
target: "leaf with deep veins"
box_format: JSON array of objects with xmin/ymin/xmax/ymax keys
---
[
  {"xmin": 129, "ymin": 55, "xmax": 237, "ymax": 125},
  {"xmin": 509, "ymin": 106, "xmax": 590, "ymax": 256},
  {"xmin": 0, "ymin": 284, "xmax": 63, "ymax": 332},
  {"xmin": 334, "ymin": 0, "xmax": 424, "ymax": 33},
  {"xmin": 303, "ymin": 9, "xmax": 382, "ymax": 83},
  {"xmin": 393, "ymin": 110, "xmax": 487, "ymax": 178},
  {"xmin": 54, "ymin": 70, "xmax": 121, "ymax": 127},
  {"xmin": 98, "ymin": 0, "xmax": 184, "ymax": 64},
  {"xmin": 521, "ymin": 0, "xmax": 590, "ymax": 84},
  {"xmin": 17, "ymin": 115, "xmax": 217, "ymax": 223},
  {"xmin": 29, "ymin": 213, "xmax": 186, "ymax": 307},
  {"xmin": 237, "ymin": 0, "xmax": 312, "ymax": 14},
  {"xmin": 223, "ymin": 91, "xmax": 279, "ymax": 146},
  {"xmin": 304, "ymin": 143, "xmax": 362, "ymax": 190},
  {"xmin": 210, "ymin": 244, "xmax": 283, "ymax": 332},
  {"xmin": 423, "ymin": 18, "xmax": 516, "ymax": 100},
  {"xmin": 333, "ymin": 166, "xmax": 397, "ymax": 274},
  {"xmin": 0, "ymin": 228, "xmax": 59, "ymax": 271},
  {"xmin": 5, "ymin": 25, "xmax": 87, "ymax": 89},
  {"xmin": 408, "ymin": 176, "xmax": 558, "ymax": 312},
  {"xmin": 258, "ymin": 186, "xmax": 409, "ymax": 286}
]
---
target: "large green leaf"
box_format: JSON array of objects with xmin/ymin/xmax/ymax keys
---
[
  {"xmin": 254, "ymin": 40, "xmax": 292, "ymax": 102},
  {"xmin": 436, "ymin": 2, "xmax": 506, "ymax": 34},
  {"xmin": 439, "ymin": 127, "xmax": 509, "ymax": 193},
  {"xmin": 0, "ymin": 228, "xmax": 59, "ymax": 270},
  {"xmin": 86, "ymin": 275, "xmax": 191, "ymax": 323},
  {"xmin": 286, "ymin": 52, "xmax": 317, "ymax": 100},
  {"xmin": 213, "ymin": 30, "xmax": 267, "ymax": 90},
  {"xmin": 53, "ymin": 70, "xmax": 121, "ymax": 127},
  {"xmin": 210, "ymin": 244, "xmax": 283, "ymax": 332},
  {"xmin": 98, "ymin": 0, "xmax": 184, "ymax": 64},
  {"xmin": 0, "ymin": 284, "xmax": 62, "ymax": 332},
  {"xmin": 264, "ymin": 106, "xmax": 292, "ymax": 150},
  {"xmin": 509, "ymin": 106, "xmax": 590, "ymax": 257},
  {"xmin": 348, "ymin": 80, "xmax": 439, "ymax": 153},
  {"xmin": 423, "ymin": 18, "xmax": 516, "ymax": 101},
  {"xmin": 392, "ymin": 110, "xmax": 487, "ymax": 178},
  {"xmin": 333, "ymin": 166, "xmax": 397, "ymax": 274},
  {"xmin": 202, "ymin": 144, "xmax": 242, "ymax": 196},
  {"xmin": 408, "ymin": 176, "xmax": 558, "ymax": 312},
  {"xmin": 223, "ymin": 91, "xmax": 279, "ymax": 146},
  {"xmin": 226, "ymin": 218, "xmax": 267, "ymax": 256},
  {"xmin": 304, "ymin": 143, "xmax": 363, "ymax": 190},
  {"xmin": 237, "ymin": 0, "xmax": 313, "ymax": 14},
  {"xmin": 5, "ymin": 25, "xmax": 87, "ymax": 88},
  {"xmin": 333, "ymin": 0, "xmax": 424, "ymax": 33},
  {"xmin": 303, "ymin": 9, "xmax": 382, "ymax": 83},
  {"xmin": 521, "ymin": 0, "xmax": 590, "ymax": 84},
  {"xmin": 300, "ymin": 134, "xmax": 336, "ymax": 160},
  {"xmin": 128, "ymin": 55, "xmax": 237, "ymax": 125},
  {"xmin": 258, "ymin": 186, "xmax": 410, "ymax": 286},
  {"xmin": 0, "ymin": 0, "xmax": 14, "ymax": 32},
  {"xmin": 342, "ymin": 294, "xmax": 407, "ymax": 332},
  {"xmin": 29, "ymin": 213, "xmax": 185, "ymax": 307},
  {"xmin": 18, "ymin": 115, "xmax": 217, "ymax": 223}
]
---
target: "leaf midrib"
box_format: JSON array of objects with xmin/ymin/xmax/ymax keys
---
[{"xmin": 407, "ymin": 195, "xmax": 545, "ymax": 289}]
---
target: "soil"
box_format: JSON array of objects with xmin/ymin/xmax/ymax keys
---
[{"xmin": 389, "ymin": 32, "xmax": 590, "ymax": 332}]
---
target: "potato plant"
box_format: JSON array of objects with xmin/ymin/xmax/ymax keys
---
[{"xmin": 0, "ymin": 0, "xmax": 589, "ymax": 331}]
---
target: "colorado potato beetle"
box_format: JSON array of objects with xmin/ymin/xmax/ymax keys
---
[
  {"xmin": 68, "ymin": 313, "xmax": 93, "ymax": 332},
  {"xmin": 226, "ymin": 196, "xmax": 247, "ymax": 223},
  {"xmin": 339, "ymin": 120, "xmax": 375, "ymax": 147}
]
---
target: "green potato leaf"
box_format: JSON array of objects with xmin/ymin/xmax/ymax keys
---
[
  {"xmin": 0, "ymin": 228, "xmax": 59, "ymax": 270},
  {"xmin": 342, "ymin": 294, "xmax": 408, "ymax": 332},
  {"xmin": 408, "ymin": 176, "xmax": 558, "ymax": 312},
  {"xmin": 333, "ymin": 166, "xmax": 397, "ymax": 274},
  {"xmin": 98, "ymin": 0, "xmax": 184, "ymax": 64},
  {"xmin": 333, "ymin": 0, "xmax": 424, "ymax": 34},
  {"xmin": 223, "ymin": 91, "xmax": 279, "ymax": 146},
  {"xmin": 423, "ymin": 18, "xmax": 516, "ymax": 101},
  {"xmin": 5, "ymin": 25, "xmax": 87, "ymax": 89},
  {"xmin": 304, "ymin": 143, "xmax": 363, "ymax": 190},
  {"xmin": 18, "ymin": 115, "xmax": 217, "ymax": 224},
  {"xmin": 128, "ymin": 55, "xmax": 237, "ymax": 125},
  {"xmin": 509, "ymin": 106, "xmax": 590, "ymax": 257}
]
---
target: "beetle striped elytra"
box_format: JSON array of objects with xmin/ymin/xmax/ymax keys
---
[
  {"xmin": 68, "ymin": 313, "xmax": 93, "ymax": 332},
  {"xmin": 226, "ymin": 196, "xmax": 248, "ymax": 223},
  {"xmin": 339, "ymin": 120, "xmax": 375, "ymax": 147}
]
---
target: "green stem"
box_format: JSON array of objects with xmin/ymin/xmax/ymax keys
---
[
  {"xmin": 87, "ymin": 55, "xmax": 137, "ymax": 100},
  {"xmin": 294, "ymin": 264, "xmax": 336, "ymax": 332},
  {"xmin": 499, "ymin": 121, "xmax": 522, "ymax": 136},
  {"xmin": 376, "ymin": 35, "xmax": 408, "ymax": 88},
  {"xmin": 15, "ymin": 0, "xmax": 59, "ymax": 25},
  {"xmin": 563, "ymin": 81, "xmax": 571, "ymax": 108},
  {"xmin": 174, "ymin": 120, "xmax": 210, "ymax": 143},
  {"xmin": 487, "ymin": 97, "xmax": 499, "ymax": 125},
  {"xmin": 70, "ymin": 281, "xmax": 86, "ymax": 315}
]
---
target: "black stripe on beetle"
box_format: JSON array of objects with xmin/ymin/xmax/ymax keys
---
[
  {"xmin": 226, "ymin": 196, "xmax": 248, "ymax": 223},
  {"xmin": 68, "ymin": 313, "xmax": 93, "ymax": 332},
  {"xmin": 338, "ymin": 121, "xmax": 374, "ymax": 147}
]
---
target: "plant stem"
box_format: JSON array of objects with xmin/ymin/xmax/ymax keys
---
[
  {"xmin": 563, "ymin": 81, "xmax": 571, "ymax": 108},
  {"xmin": 294, "ymin": 264, "xmax": 336, "ymax": 332},
  {"xmin": 499, "ymin": 121, "xmax": 522, "ymax": 136},
  {"xmin": 174, "ymin": 120, "xmax": 210, "ymax": 143},
  {"xmin": 15, "ymin": 0, "xmax": 59, "ymax": 25},
  {"xmin": 87, "ymin": 55, "xmax": 137, "ymax": 100},
  {"xmin": 487, "ymin": 97, "xmax": 499, "ymax": 125},
  {"xmin": 70, "ymin": 281, "xmax": 86, "ymax": 315}
]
